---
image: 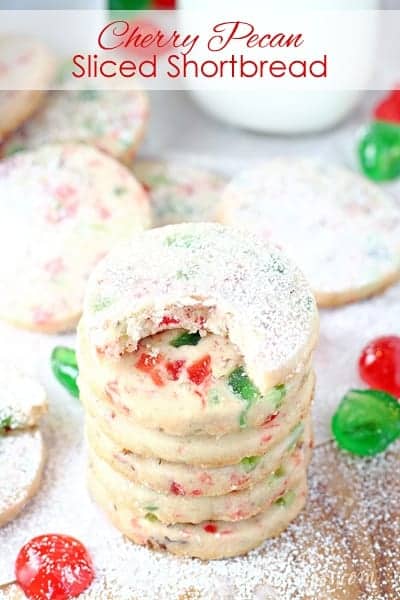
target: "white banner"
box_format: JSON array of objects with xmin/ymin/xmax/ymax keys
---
[{"xmin": 0, "ymin": 9, "xmax": 398, "ymax": 90}]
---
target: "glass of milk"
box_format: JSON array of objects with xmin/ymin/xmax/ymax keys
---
[{"xmin": 178, "ymin": 0, "xmax": 380, "ymax": 134}]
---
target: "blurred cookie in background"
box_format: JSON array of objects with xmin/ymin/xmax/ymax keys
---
[
  {"xmin": 0, "ymin": 35, "xmax": 56, "ymax": 139},
  {"xmin": 0, "ymin": 144, "xmax": 150, "ymax": 333},
  {"xmin": 132, "ymin": 158, "xmax": 226, "ymax": 227},
  {"xmin": 1, "ymin": 89, "xmax": 149, "ymax": 164},
  {"xmin": 220, "ymin": 158, "xmax": 400, "ymax": 307}
]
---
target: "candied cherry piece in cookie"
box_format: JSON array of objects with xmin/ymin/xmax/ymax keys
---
[
  {"xmin": 358, "ymin": 121, "xmax": 400, "ymax": 181},
  {"xmin": 135, "ymin": 352, "xmax": 165, "ymax": 387},
  {"xmin": 15, "ymin": 534, "xmax": 94, "ymax": 600},
  {"xmin": 359, "ymin": 335, "xmax": 400, "ymax": 398},
  {"xmin": 227, "ymin": 367, "xmax": 286, "ymax": 428},
  {"xmin": 331, "ymin": 389, "xmax": 400, "ymax": 456},
  {"xmin": 228, "ymin": 367, "xmax": 260, "ymax": 404},
  {"xmin": 51, "ymin": 346, "xmax": 79, "ymax": 398},
  {"xmin": 169, "ymin": 330, "xmax": 201, "ymax": 348},
  {"xmin": 373, "ymin": 88, "xmax": 400, "ymax": 124},
  {"xmin": 187, "ymin": 354, "xmax": 211, "ymax": 385}
]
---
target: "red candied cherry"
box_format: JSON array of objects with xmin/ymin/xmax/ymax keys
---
[
  {"xmin": 135, "ymin": 352, "xmax": 165, "ymax": 387},
  {"xmin": 165, "ymin": 359, "xmax": 185, "ymax": 381},
  {"xmin": 154, "ymin": 0, "xmax": 176, "ymax": 8},
  {"xmin": 203, "ymin": 523, "xmax": 218, "ymax": 533},
  {"xmin": 373, "ymin": 88, "xmax": 400, "ymax": 124},
  {"xmin": 159, "ymin": 315, "xmax": 180, "ymax": 326},
  {"xmin": 261, "ymin": 411, "xmax": 279, "ymax": 427},
  {"xmin": 121, "ymin": 19, "xmax": 172, "ymax": 59},
  {"xmin": 170, "ymin": 481, "xmax": 185, "ymax": 495},
  {"xmin": 15, "ymin": 534, "xmax": 94, "ymax": 600},
  {"xmin": 358, "ymin": 335, "xmax": 400, "ymax": 398},
  {"xmin": 135, "ymin": 352, "xmax": 162, "ymax": 372},
  {"xmin": 187, "ymin": 355, "xmax": 211, "ymax": 385}
]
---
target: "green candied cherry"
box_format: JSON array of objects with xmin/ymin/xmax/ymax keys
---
[
  {"xmin": 51, "ymin": 347, "xmax": 79, "ymax": 398},
  {"xmin": 228, "ymin": 366, "xmax": 261, "ymax": 427},
  {"xmin": 240, "ymin": 455, "xmax": 262, "ymax": 472},
  {"xmin": 358, "ymin": 121, "xmax": 400, "ymax": 182},
  {"xmin": 275, "ymin": 490, "xmax": 295, "ymax": 507},
  {"xmin": 0, "ymin": 415, "xmax": 12, "ymax": 434},
  {"xmin": 273, "ymin": 466, "xmax": 285, "ymax": 479},
  {"xmin": 331, "ymin": 389, "xmax": 400, "ymax": 456},
  {"xmin": 145, "ymin": 513, "xmax": 159, "ymax": 522},
  {"xmin": 285, "ymin": 422, "xmax": 304, "ymax": 451},
  {"xmin": 4, "ymin": 142, "xmax": 26, "ymax": 157},
  {"xmin": 228, "ymin": 367, "xmax": 260, "ymax": 402},
  {"xmin": 267, "ymin": 384, "xmax": 286, "ymax": 410},
  {"xmin": 144, "ymin": 504, "xmax": 159, "ymax": 522},
  {"xmin": 108, "ymin": 0, "xmax": 153, "ymax": 9},
  {"xmin": 169, "ymin": 331, "xmax": 201, "ymax": 348},
  {"xmin": 228, "ymin": 367, "xmax": 286, "ymax": 428},
  {"xmin": 165, "ymin": 233, "xmax": 196, "ymax": 248}
]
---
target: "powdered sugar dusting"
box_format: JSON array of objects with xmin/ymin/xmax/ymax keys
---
[
  {"xmin": 0, "ymin": 429, "xmax": 44, "ymax": 519},
  {"xmin": 0, "ymin": 364, "xmax": 47, "ymax": 430},
  {"xmin": 2, "ymin": 90, "xmax": 148, "ymax": 161},
  {"xmin": 132, "ymin": 158, "xmax": 226, "ymax": 227},
  {"xmin": 0, "ymin": 144, "xmax": 150, "ymax": 331},
  {"xmin": 221, "ymin": 158, "xmax": 400, "ymax": 305},
  {"xmin": 84, "ymin": 223, "xmax": 318, "ymax": 392},
  {"xmin": 2, "ymin": 423, "xmax": 397, "ymax": 599}
]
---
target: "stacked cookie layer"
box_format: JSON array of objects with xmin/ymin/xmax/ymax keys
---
[{"xmin": 78, "ymin": 223, "xmax": 319, "ymax": 559}]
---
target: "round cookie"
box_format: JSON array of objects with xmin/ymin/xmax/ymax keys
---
[
  {"xmin": 81, "ymin": 371, "xmax": 314, "ymax": 466},
  {"xmin": 1, "ymin": 89, "xmax": 149, "ymax": 164},
  {"xmin": 88, "ymin": 427, "xmax": 310, "ymax": 524},
  {"xmin": 0, "ymin": 365, "xmax": 47, "ymax": 431},
  {"xmin": 0, "ymin": 36, "xmax": 56, "ymax": 138},
  {"xmin": 0, "ymin": 144, "xmax": 150, "ymax": 333},
  {"xmin": 86, "ymin": 417, "xmax": 309, "ymax": 497},
  {"xmin": 83, "ymin": 223, "xmax": 319, "ymax": 393},
  {"xmin": 219, "ymin": 158, "xmax": 400, "ymax": 307},
  {"xmin": 0, "ymin": 429, "xmax": 45, "ymax": 528},
  {"xmin": 132, "ymin": 158, "xmax": 226, "ymax": 227},
  {"xmin": 88, "ymin": 469, "xmax": 307, "ymax": 560},
  {"xmin": 78, "ymin": 321, "xmax": 311, "ymax": 436}
]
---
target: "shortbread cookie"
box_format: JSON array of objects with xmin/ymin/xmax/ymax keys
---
[
  {"xmin": 0, "ymin": 144, "xmax": 150, "ymax": 333},
  {"xmin": 82, "ymin": 223, "xmax": 318, "ymax": 392},
  {"xmin": 0, "ymin": 429, "xmax": 45, "ymax": 527},
  {"xmin": 132, "ymin": 159, "xmax": 226, "ymax": 227},
  {"xmin": 81, "ymin": 371, "xmax": 314, "ymax": 466},
  {"xmin": 78, "ymin": 321, "xmax": 311, "ymax": 436},
  {"xmin": 88, "ymin": 469, "xmax": 307, "ymax": 559},
  {"xmin": 86, "ymin": 416, "xmax": 309, "ymax": 497},
  {"xmin": 1, "ymin": 90, "xmax": 148, "ymax": 163},
  {"xmin": 219, "ymin": 158, "xmax": 400, "ymax": 307},
  {"xmin": 0, "ymin": 36, "xmax": 55, "ymax": 138},
  {"xmin": 0, "ymin": 365, "xmax": 47, "ymax": 431},
  {"xmin": 88, "ymin": 427, "xmax": 310, "ymax": 524}
]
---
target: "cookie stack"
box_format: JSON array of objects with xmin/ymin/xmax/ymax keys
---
[{"xmin": 78, "ymin": 223, "xmax": 319, "ymax": 559}]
